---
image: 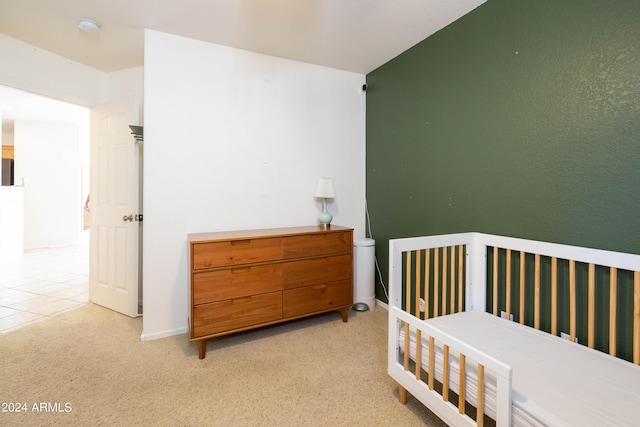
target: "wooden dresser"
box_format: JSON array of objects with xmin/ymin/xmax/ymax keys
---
[{"xmin": 188, "ymin": 225, "xmax": 353, "ymax": 359}]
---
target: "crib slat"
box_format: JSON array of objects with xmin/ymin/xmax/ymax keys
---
[
  {"xmin": 406, "ymin": 253, "xmax": 411, "ymax": 315},
  {"xmin": 434, "ymin": 249, "xmax": 440, "ymax": 318},
  {"xmin": 416, "ymin": 250, "xmax": 422, "ymax": 319},
  {"xmin": 493, "ymin": 247, "xmax": 498, "ymax": 316},
  {"xmin": 588, "ymin": 263, "xmax": 595, "ymax": 349},
  {"xmin": 443, "ymin": 344, "xmax": 450, "ymax": 402},
  {"xmin": 552, "ymin": 257, "xmax": 558, "ymax": 335},
  {"xmin": 428, "ymin": 336, "xmax": 435, "ymax": 390},
  {"xmin": 459, "ymin": 353, "xmax": 466, "ymax": 414},
  {"xmin": 425, "ymin": 249, "xmax": 430, "ymax": 319},
  {"xmin": 535, "ymin": 254, "xmax": 540, "ymax": 330},
  {"xmin": 519, "ymin": 251, "xmax": 525, "ymax": 325},
  {"xmin": 609, "ymin": 267, "xmax": 617, "ymax": 357},
  {"xmin": 442, "ymin": 247, "xmax": 448, "ymax": 316},
  {"xmin": 450, "ymin": 246, "xmax": 455, "ymax": 314},
  {"xmin": 458, "ymin": 245, "xmax": 464, "ymax": 312},
  {"xmin": 570, "ymin": 260, "xmax": 576, "ymax": 342},
  {"xmin": 506, "ymin": 249, "xmax": 511, "ymax": 320},
  {"xmin": 477, "ymin": 363, "xmax": 485, "ymax": 427},
  {"xmin": 416, "ymin": 329, "xmax": 422, "ymax": 380},
  {"xmin": 634, "ymin": 271, "xmax": 639, "ymax": 365}
]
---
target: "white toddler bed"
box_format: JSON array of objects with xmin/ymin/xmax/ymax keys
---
[{"xmin": 388, "ymin": 232, "xmax": 640, "ymax": 426}]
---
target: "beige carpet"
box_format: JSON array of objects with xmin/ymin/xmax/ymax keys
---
[{"xmin": 0, "ymin": 303, "xmax": 445, "ymax": 426}]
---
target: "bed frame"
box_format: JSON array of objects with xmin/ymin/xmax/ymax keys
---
[{"xmin": 388, "ymin": 232, "xmax": 640, "ymax": 426}]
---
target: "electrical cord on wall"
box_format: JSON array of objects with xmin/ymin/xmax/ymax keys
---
[
  {"xmin": 361, "ymin": 83, "xmax": 389, "ymax": 303},
  {"xmin": 365, "ymin": 199, "xmax": 389, "ymax": 301}
]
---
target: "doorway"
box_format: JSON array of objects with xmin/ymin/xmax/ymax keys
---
[{"xmin": 0, "ymin": 85, "xmax": 90, "ymax": 332}]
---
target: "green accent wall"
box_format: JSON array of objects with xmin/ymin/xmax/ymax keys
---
[{"xmin": 366, "ymin": 0, "xmax": 640, "ymax": 303}]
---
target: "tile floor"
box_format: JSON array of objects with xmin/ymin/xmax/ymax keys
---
[{"xmin": 0, "ymin": 231, "xmax": 89, "ymax": 334}]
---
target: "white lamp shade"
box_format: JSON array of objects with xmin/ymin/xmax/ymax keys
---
[{"xmin": 314, "ymin": 178, "xmax": 335, "ymax": 198}]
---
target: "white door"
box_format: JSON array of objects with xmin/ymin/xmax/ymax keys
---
[{"xmin": 89, "ymin": 96, "xmax": 140, "ymax": 317}]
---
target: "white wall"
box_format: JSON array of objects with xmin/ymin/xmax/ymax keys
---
[
  {"xmin": 0, "ymin": 34, "xmax": 108, "ymax": 107},
  {"xmin": 142, "ymin": 30, "xmax": 367, "ymax": 340},
  {"xmin": 107, "ymin": 67, "xmax": 144, "ymax": 121},
  {"xmin": 0, "ymin": 34, "xmax": 143, "ymax": 112},
  {"xmin": 2, "ymin": 126, "xmax": 14, "ymax": 146},
  {"xmin": 14, "ymin": 121, "xmax": 81, "ymax": 248},
  {"xmin": 0, "ymin": 188, "xmax": 23, "ymax": 265}
]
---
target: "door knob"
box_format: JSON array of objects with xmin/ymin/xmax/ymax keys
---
[{"xmin": 123, "ymin": 214, "xmax": 133, "ymax": 222}]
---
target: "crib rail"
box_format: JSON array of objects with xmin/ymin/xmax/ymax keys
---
[
  {"xmin": 482, "ymin": 234, "xmax": 640, "ymax": 364},
  {"xmin": 389, "ymin": 232, "xmax": 481, "ymax": 313},
  {"xmin": 389, "ymin": 232, "xmax": 640, "ymax": 365},
  {"xmin": 402, "ymin": 244, "xmax": 467, "ymax": 319},
  {"xmin": 389, "ymin": 306, "xmax": 512, "ymax": 426}
]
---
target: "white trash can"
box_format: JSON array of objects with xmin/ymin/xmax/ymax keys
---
[{"xmin": 353, "ymin": 238, "xmax": 376, "ymax": 311}]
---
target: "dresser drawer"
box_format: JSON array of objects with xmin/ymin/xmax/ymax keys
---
[
  {"xmin": 193, "ymin": 291, "xmax": 283, "ymax": 337},
  {"xmin": 283, "ymin": 279, "xmax": 352, "ymax": 318},
  {"xmin": 192, "ymin": 237, "xmax": 283, "ymax": 269},
  {"xmin": 282, "ymin": 255, "xmax": 352, "ymax": 290},
  {"xmin": 282, "ymin": 231, "xmax": 352, "ymax": 259},
  {"xmin": 192, "ymin": 265, "xmax": 283, "ymax": 305}
]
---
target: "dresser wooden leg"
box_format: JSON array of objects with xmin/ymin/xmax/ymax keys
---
[
  {"xmin": 341, "ymin": 307, "xmax": 349, "ymax": 322},
  {"xmin": 198, "ymin": 340, "xmax": 207, "ymax": 359}
]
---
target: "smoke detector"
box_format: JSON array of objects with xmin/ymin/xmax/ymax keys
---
[{"xmin": 78, "ymin": 18, "xmax": 101, "ymax": 33}]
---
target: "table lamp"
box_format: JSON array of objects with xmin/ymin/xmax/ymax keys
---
[{"xmin": 314, "ymin": 178, "xmax": 335, "ymax": 228}]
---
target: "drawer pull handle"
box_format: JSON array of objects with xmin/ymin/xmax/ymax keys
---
[
  {"xmin": 231, "ymin": 240, "xmax": 251, "ymax": 246},
  {"xmin": 231, "ymin": 267, "xmax": 251, "ymax": 274},
  {"xmin": 232, "ymin": 296, "xmax": 252, "ymax": 305}
]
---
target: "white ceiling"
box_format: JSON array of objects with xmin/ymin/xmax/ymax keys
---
[{"xmin": 0, "ymin": 0, "xmax": 486, "ymax": 128}]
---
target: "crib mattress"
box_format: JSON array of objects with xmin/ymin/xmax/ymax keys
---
[{"xmin": 425, "ymin": 311, "xmax": 640, "ymax": 426}]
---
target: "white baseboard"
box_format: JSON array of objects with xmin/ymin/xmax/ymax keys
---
[
  {"xmin": 140, "ymin": 326, "xmax": 188, "ymax": 341},
  {"xmin": 376, "ymin": 298, "xmax": 388, "ymax": 310}
]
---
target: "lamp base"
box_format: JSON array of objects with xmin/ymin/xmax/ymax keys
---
[
  {"xmin": 317, "ymin": 199, "xmax": 333, "ymax": 228},
  {"xmin": 318, "ymin": 223, "xmax": 331, "ymax": 230}
]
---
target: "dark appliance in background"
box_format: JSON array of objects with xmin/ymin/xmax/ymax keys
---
[{"xmin": 2, "ymin": 158, "xmax": 14, "ymax": 186}]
